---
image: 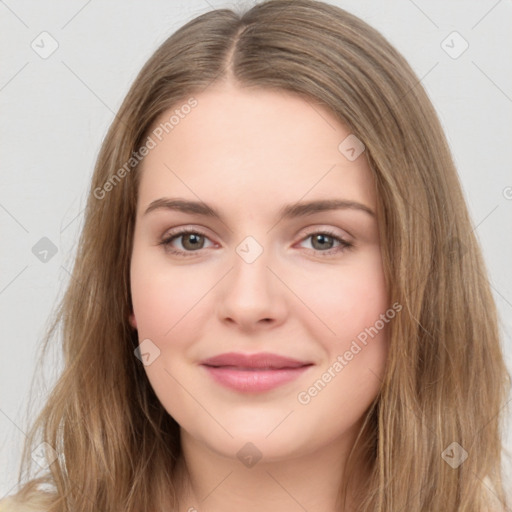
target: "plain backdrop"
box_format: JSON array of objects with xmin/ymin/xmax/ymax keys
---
[{"xmin": 1, "ymin": 0, "xmax": 511, "ymax": 499}]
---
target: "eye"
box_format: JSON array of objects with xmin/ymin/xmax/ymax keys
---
[
  {"xmin": 158, "ymin": 228, "xmax": 353, "ymax": 257},
  {"xmin": 297, "ymin": 229, "xmax": 353, "ymax": 256},
  {"xmin": 159, "ymin": 228, "xmax": 214, "ymax": 257}
]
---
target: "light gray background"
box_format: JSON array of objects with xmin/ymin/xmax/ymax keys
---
[{"xmin": 1, "ymin": 0, "xmax": 511, "ymax": 499}]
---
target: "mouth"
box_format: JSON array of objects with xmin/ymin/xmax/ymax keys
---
[
  {"xmin": 200, "ymin": 352, "xmax": 314, "ymax": 392},
  {"xmin": 201, "ymin": 351, "xmax": 312, "ymax": 369}
]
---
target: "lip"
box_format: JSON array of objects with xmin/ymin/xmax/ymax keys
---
[{"xmin": 200, "ymin": 352, "xmax": 314, "ymax": 393}]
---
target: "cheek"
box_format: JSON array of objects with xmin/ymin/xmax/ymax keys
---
[
  {"xmin": 294, "ymin": 254, "xmax": 390, "ymax": 432},
  {"xmin": 130, "ymin": 253, "xmax": 206, "ymax": 338},
  {"xmin": 129, "ymin": 256, "xmax": 208, "ymax": 412},
  {"xmin": 130, "ymin": 278, "xmax": 172, "ymax": 337},
  {"xmin": 299, "ymin": 248, "xmax": 388, "ymax": 343}
]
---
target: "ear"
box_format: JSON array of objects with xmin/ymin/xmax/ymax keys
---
[{"xmin": 129, "ymin": 312, "xmax": 137, "ymax": 329}]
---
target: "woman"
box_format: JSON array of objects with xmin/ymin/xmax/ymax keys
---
[{"xmin": 2, "ymin": 0, "xmax": 510, "ymax": 510}]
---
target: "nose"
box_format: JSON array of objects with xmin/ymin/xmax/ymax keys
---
[{"xmin": 217, "ymin": 240, "xmax": 287, "ymax": 331}]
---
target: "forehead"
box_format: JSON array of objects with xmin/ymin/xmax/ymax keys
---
[{"xmin": 136, "ymin": 84, "xmax": 375, "ymax": 215}]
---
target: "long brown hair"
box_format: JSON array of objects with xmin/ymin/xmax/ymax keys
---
[{"xmin": 5, "ymin": 1, "xmax": 510, "ymax": 510}]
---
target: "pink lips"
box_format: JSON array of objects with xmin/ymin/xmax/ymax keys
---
[{"xmin": 200, "ymin": 352, "xmax": 313, "ymax": 392}]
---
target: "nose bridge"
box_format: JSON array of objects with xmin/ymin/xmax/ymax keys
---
[
  {"xmin": 218, "ymin": 233, "xmax": 284, "ymax": 324},
  {"xmin": 230, "ymin": 233, "xmax": 275, "ymax": 292},
  {"xmin": 235, "ymin": 234, "xmax": 267, "ymax": 267}
]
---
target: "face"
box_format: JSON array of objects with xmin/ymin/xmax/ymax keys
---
[{"xmin": 129, "ymin": 82, "xmax": 390, "ymax": 463}]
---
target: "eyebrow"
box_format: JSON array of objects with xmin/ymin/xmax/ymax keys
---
[{"xmin": 143, "ymin": 198, "xmax": 375, "ymax": 222}]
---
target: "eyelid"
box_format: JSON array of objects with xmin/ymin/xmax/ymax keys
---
[
  {"xmin": 299, "ymin": 225, "xmax": 352, "ymax": 241},
  {"xmin": 160, "ymin": 225, "xmax": 215, "ymax": 244},
  {"xmin": 161, "ymin": 224, "xmax": 351, "ymax": 241}
]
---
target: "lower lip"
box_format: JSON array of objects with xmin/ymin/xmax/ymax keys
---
[{"xmin": 201, "ymin": 365, "xmax": 312, "ymax": 392}]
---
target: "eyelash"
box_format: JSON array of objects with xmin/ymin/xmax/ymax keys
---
[{"xmin": 158, "ymin": 228, "xmax": 353, "ymax": 258}]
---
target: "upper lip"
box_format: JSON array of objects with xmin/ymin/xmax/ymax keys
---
[{"xmin": 200, "ymin": 352, "xmax": 313, "ymax": 369}]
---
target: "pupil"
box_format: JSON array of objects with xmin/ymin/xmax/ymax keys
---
[
  {"xmin": 315, "ymin": 234, "xmax": 332, "ymax": 249},
  {"xmin": 184, "ymin": 233, "xmax": 201, "ymax": 246}
]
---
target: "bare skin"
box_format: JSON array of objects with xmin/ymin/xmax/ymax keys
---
[{"xmin": 129, "ymin": 80, "xmax": 390, "ymax": 512}]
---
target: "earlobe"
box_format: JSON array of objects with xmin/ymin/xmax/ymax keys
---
[{"xmin": 129, "ymin": 313, "xmax": 137, "ymax": 329}]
